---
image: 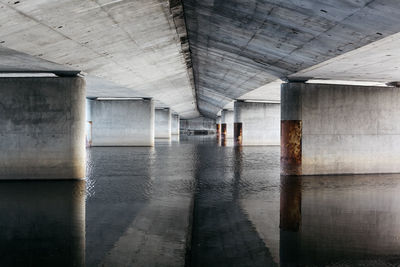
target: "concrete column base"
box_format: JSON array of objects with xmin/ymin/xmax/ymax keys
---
[
  {"xmin": 234, "ymin": 100, "xmax": 280, "ymax": 146},
  {"xmin": 281, "ymin": 82, "xmax": 400, "ymax": 175},
  {"xmin": 87, "ymin": 98, "xmax": 154, "ymax": 146},
  {"xmin": 0, "ymin": 77, "xmax": 86, "ymax": 179}
]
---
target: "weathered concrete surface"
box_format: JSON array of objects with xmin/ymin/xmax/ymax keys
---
[
  {"xmin": 88, "ymin": 99, "xmax": 155, "ymax": 147},
  {"xmin": 183, "ymin": 0, "xmax": 400, "ymax": 117},
  {"xmin": 221, "ymin": 109, "xmax": 234, "ymax": 139},
  {"xmin": 234, "ymin": 101, "xmax": 280, "ymax": 146},
  {"xmin": 289, "ymin": 32, "xmax": 400, "ymax": 82},
  {"xmin": 0, "ymin": 180, "xmax": 85, "ymax": 266},
  {"xmin": 0, "ymin": 77, "xmax": 86, "ymax": 179},
  {"xmin": 0, "ymin": 0, "xmax": 198, "ymax": 118},
  {"xmin": 155, "ymin": 108, "xmax": 172, "ymax": 139},
  {"xmin": 281, "ymin": 82, "xmax": 400, "ymax": 175},
  {"xmin": 171, "ymin": 113, "xmax": 180, "ymax": 135},
  {"xmin": 0, "ymin": 47, "xmax": 79, "ymax": 76}
]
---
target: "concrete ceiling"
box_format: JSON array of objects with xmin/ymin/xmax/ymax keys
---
[
  {"xmin": 183, "ymin": 0, "xmax": 400, "ymax": 117},
  {"xmin": 0, "ymin": 0, "xmax": 199, "ymax": 118},
  {"xmin": 3, "ymin": 0, "xmax": 400, "ymax": 119}
]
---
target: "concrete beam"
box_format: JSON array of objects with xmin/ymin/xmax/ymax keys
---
[
  {"xmin": 155, "ymin": 108, "xmax": 172, "ymax": 139},
  {"xmin": 0, "ymin": 77, "xmax": 86, "ymax": 179},
  {"xmin": 234, "ymin": 101, "xmax": 280, "ymax": 146},
  {"xmin": 87, "ymin": 98, "xmax": 155, "ymax": 146},
  {"xmin": 281, "ymin": 82, "xmax": 400, "ymax": 175}
]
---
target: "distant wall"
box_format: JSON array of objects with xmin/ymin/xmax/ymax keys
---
[{"xmin": 180, "ymin": 117, "xmax": 216, "ymax": 134}]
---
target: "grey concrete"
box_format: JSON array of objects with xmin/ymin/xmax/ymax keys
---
[
  {"xmin": 0, "ymin": 0, "xmax": 198, "ymax": 118},
  {"xmin": 234, "ymin": 101, "xmax": 280, "ymax": 146},
  {"xmin": 221, "ymin": 109, "xmax": 234, "ymax": 139},
  {"xmin": 0, "ymin": 46, "xmax": 79, "ymax": 76},
  {"xmin": 171, "ymin": 113, "xmax": 180, "ymax": 135},
  {"xmin": 183, "ymin": 0, "xmax": 400, "ymax": 117},
  {"xmin": 281, "ymin": 82, "xmax": 400, "ymax": 175},
  {"xmin": 5, "ymin": 1, "xmax": 400, "ymax": 117},
  {"xmin": 0, "ymin": 77, "xmax": 85, "ymax": 179},
  {"xmin": 88, "ymin": 98, "xmax": 155, "ymax": 146},
  {"xmin": 155, "ymin": 108, "xmax": 172, "ymax": 139}
]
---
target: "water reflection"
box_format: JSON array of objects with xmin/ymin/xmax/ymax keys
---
[
  {"xmin": 280, "ymin": 174, "xmax": 400, "ymax": 266},
  {"xmin": 3, "ymin": 138, "xmax": 400, "ymax": 266},
  {"xmin": 190, "ymin": 141, "xmax": 400, "ymax": 266},
  {"xmin": 86, "ymin": 145, "xmax": 196, "ymax": 266},
  {"xmin": 190, "ymin": 144, "xmax": 277, "ymax": 266},
  {"xmin": 0, "ymin": 180, "xmax": 85, "ymax": 267}
]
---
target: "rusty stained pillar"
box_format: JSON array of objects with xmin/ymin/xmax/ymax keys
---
[
  {"xmin": 221, "ymin": 123, "xmax": 227, "ymax": 146},
  {"xmin": 281, "ymin": 83, "xmax": 302, "ymax": 176},
  {"xmin": 281, "ymin": 120, "xmax": 302, "ymax": 175},
  {"xmin": 234, "ymin": 122, "xmax": 243, "ymax": 146}
]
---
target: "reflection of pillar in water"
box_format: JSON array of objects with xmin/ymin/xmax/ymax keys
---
[
  {"xmin": 280, "ymin": 175, "xmax": 302, "ymax": 231},
  {"xmin": 0, "ymin": 180, "xmax": 86, "ymax": 266},
  {"xmin": 280, "ymin": 175, "xmax": 302, "ymax": 265},
  {"xmin": 221, "ymin": 123, "xmax": 227, "ymax": 146},
  {"xmin": 234, "ymin": 122, "xmax": 243, "ymax": 146}
]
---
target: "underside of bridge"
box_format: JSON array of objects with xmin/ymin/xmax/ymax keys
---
[
  {"xmin": 1, "ymin": 0, "xmax": 400, "ymax": 119},
  {"xmin": 4, "ymin": 1, "xmax": 400, "ymax": 266}
]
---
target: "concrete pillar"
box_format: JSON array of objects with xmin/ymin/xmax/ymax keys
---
[
  {"xmin": 0, "ymin": 77, "xmax": 85, "ymax": 179},
  {"xmin": 155, "ymin": 108, "xmax": 171, "ymax": 139},
  {"xmin": 171, "ymin": 113, "xmax": 180, "ymax": 135},
  {"xmin": 87, "ymin": 98, "xmax": 154, "ymax": 146},
  {"xmin": 234, "ymin": 100, "xmax": 280, "ymax": 146},
  {"xmin": 281, "ymin": 82, "xmax": 400, "ymax": 175},
  {"xmin": 221, "ymin": 109, "xmax": 234, "ymax": 139}
]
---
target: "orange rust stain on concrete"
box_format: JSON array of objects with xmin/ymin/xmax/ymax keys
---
[
  {"xmin": 234, "ymin": 122, "xmax": 242, "ymax": 146},
  {"xmin": 221, "ymin": 123, "xmax": 227, "ymax": 146},
  {"xmin": 281, "ymin": 120, "xmax": 302, "ymax": 175}
]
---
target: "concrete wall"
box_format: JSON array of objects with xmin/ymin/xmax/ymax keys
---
[
  {"xmin": 234, "ymin": 101, "xmax": 280, "ymax": 146},
  {"xmin": 0, "ymin": 77, "xmax": 86, "ymax": 179},
  {"xmin": 171, "ymin": 113, "xmax": 180, "ymax": 135},
  {"xmin": 180, "ymin": 116, "xmax": 216, "ymax": 134},
  {"xmin": 281, "ymin": 82, "xmax": 400, "ymax": 175},
  {"xmin": 221, "ymin": 109, "xmax": 234, "ymax": 138},
  {"xmin": 155, "ymin": 108, "xmax": 171, "ymax": 139},
  {"xmin": 88, "ymin": 98, "xmax": 154, "ymax": 146}
]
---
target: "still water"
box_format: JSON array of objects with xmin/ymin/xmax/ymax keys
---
[{"xmin": 1, "ymin": 136, "xmax": 400, "ymax": 266}]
